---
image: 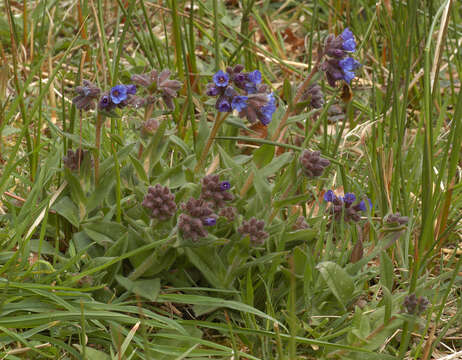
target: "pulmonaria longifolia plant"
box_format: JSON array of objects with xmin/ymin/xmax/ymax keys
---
[
  {"xmin": 321, "ymin": 28, "xmax": 361, "ymax": 86},
  {"xmin": 324, "ymin": 190, "xmax": 371, "ymax": 223},
  {"xmin": 207, "ymin": 66, "xmax": 277, "ymax": 126},
  {"xmin": 178, "ymin": 197, "xmax": 218, "ymax": 242},
  {"xmin": 72, "ymin": 69, "xmax": 182, "ymax": 113},
  {"xmin": 200, "ymin": 174, "xmax": 234, "ymax": 209}
]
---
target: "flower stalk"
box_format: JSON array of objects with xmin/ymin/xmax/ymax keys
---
[{"xmin": 195, "ymin": 112, "xmax": 226, "ymax": 172}]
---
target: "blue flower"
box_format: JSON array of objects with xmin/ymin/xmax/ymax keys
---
[
  {"xmin": 217, "ymin": 97, "xmax": 232, "ymax": 112},
  {"xmin": 219, "ymin": 181, "xmax": 231, "ymax": 191},
  {"xmin": 259, "ymin": 93, "xmax": 276, "ymax": 125},
  {"xmin": 231, "ymin": 96, "xmax": 248, "ymax": 112},
  {"xmin": 339, "ymin": 57, "xmax": 361, "ymax": 83},
  {"xmin": 341, "ymin": 28, "xmax": 356, "ymax": 52},
  {"xmin": 358, "ymin": 198, "xmax": 372, "ymax": 212},
  {"xmin": 213, "ymin": 70, "xmax": 229, "ymax": 87},
  {"xmin": 324, "ymin": 190, "xmax": 336, "ymax": 202},
  {"xmin": 248, "ymin": 70, "xmax": 262, "ymax": 84},
  {"xmin": 343, "ymin": 193, "xmax": 356, "ymax": 204},
  {"xmin": 110, "ymin": 85, "xmax": 128, "ymax": 104},
  {"xmin": 203, "ymin": 217, "xmax": 217, "ymax": 226}
]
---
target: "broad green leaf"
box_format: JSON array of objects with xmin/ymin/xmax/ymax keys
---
[
  {"xmin": 380, "ymin": 252, "xmax": 394, "ymax": 291},
  {"xmin": 317, "ymin": 261, "xmax": 355, "ymax": 310},
  {"xmin": 52, "ymin": 196, "xmax": 80, "ymax": 228},
  {"xmin": 115, "ymin": 275, "xmax": 161, "ymax": 302},
  {"xmin": 253, "ymin": 144, "xmax": 274, "ymax": 168},
  {"xmin": 73, "ymin": 345, "xmax": 110, "ymax": 360}
]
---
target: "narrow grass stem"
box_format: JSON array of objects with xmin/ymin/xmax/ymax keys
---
[
  {"xmin": 94, "ymin": 113, "xmax": 104, "ymax": 185},
  {"xmin": 272, "ymin": 54, "xmax": 323, "ymax": 144},
  {"xmin": 195, "ymin": 112, "xmax": 226, "ymax": 172}
]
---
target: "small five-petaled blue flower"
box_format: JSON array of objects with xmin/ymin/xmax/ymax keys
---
[
  {"xmin": 110, "ymin": 85, "xmax": 128, "ymax": 104},
  {"xmin": 217, "ymin": 98, "xmax": 232, "ymax": 112},
  {"xmin": 213, "ymin": 70, "xmax": 230, "ymax": 87},
  {"xmin": 341, "ymin": 28, "xmax": 356, "ymax": 52},
  {"xmin": 248, "ymin": 70, "xmax": 262, "ymax": 84},
  {"xmin": 203, "ymin": 217, "xmax": 217, "ymax": 226},
  {"xmin": 259, "ymin": 93, "xmax": 276, "ymax": 125},
  {"xmin": 339, "ymin": 57, "xmax": 361, "ymax": 83},
  {"xmin": 219, "ymin": 181, "xmax": 231, "ymax": 191}
]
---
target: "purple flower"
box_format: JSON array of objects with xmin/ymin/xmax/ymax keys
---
[
  {"xmin": 343, "ymin": 193, "xmax": 356, "ymax": 204},
  {"xmin": 339, "ymin": 57, "xmax": 361, "ymax": 83},
  {"xmin": 216, "ymin": 97, "xmax": 232, "ymax": 112},
  {"xmin": 248, "ymin": 70, "xmax": 262, "ymax": 84},
  {"xmin": 341, "ymin": 28, "xmax": 356, "ymax": 52},
  {"xmin": 213, "ymin": 70, "xmax": 229, "ymax": 87},
  {"xmin": 231, "ymin": 96, "xmax": 248, "ymax": 112},
  {"xmin": 203, "ymin": 217, "xmax": 217, "ymax": 226},
  {"xmin": 324, "ymin": 190, "xmax": 336, "ymax": 202},
  {"xmin": 110, "ymin": 85, "xmax": 128, "ymax": 104},
  {"xmin": 258, "ymin": 93, "xmax": 276, "ymax": 125},
  {"xmin": 219, "ymin": 181, "xmax": 231, "ymax": 191},
  {"xmin": 358, "ymin": 200, "xmax": 367, "ymax": 212}
]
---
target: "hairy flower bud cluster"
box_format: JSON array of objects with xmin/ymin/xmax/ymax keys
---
[
  {"xmin": 293, "ymin": 215, "xmax": 309, "ymax": 230},
  {"xmin": 142, "ymin": 184, "xmax": 177, "ymax": 221},
  {"xmin": 63, "ymin": 148, "xmax": 87, "ymax": 171},
  {"xmin": 321, "ymin": 28, "xmax": 361, "ymax": 86},
  {"xmin": 385, "ymin": 213, "xmax": 409, "ymax": 226},
  {"xmin": 178, "ymin": 197, "xmax": 217, "ymax": 242},
  {"xmin": 206, "ymin": 65, "xmax": 276, "ymax": 126},
  {"xmin": 131, "ymin": 69, "xmax": 182, "ymax": 110},
  {"xmin": 403, "ymin": 294, "xmax": 430, "ymax": 315},
  {"xmin": 299, "ymin": 82, "xmax": 325, "ymax": 109},
  {"xmin": 219, "ymin": 206, "xmax": 237, "ymax": 221},
  {"xmin": 299, "ymin": 150, "xmax": 330, "ymax": 178},
  {"xmin": 72, "ymin": 80, "xmax": 101, "ymax": 110},
  {"xmin": 200, "ymin": 174, "xmax": 234, "ymax": 209},
  {"xmin": 141, "ymin": 118, "xmax": 159, "ymax": 137},
  {"xmin": 238, "ymin": 217, "xmax": 269, "ymax": 246},
  {"xmin": 324, "ymin": 190, "xmax": 371, "ymax": 222}
]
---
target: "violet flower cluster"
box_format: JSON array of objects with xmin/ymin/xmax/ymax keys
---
[
  {"xmin": 131, "ymin": 69, "xmax": 182, "ymax": 110},
  {"xmin": 63, "ymin": 148, "xmax": 88, "ymax": 171},
  {"xmin": 206, "ymin": 65, "xmax": 277, "ymax": 126},
  {"xmin": 403, "ymin": 294, "xmax": 430, "ymax": 315},
  {"xmin": 72, "ymin": 69, "xmax": 182, "ymax": 113},
  {"xmin": 324, "ymin": 190, "xmax": 371, "ymax": 222},
  {"xmin": 178, "ymin": 198, "xmax": 218, "ymax": 242},
  {"xmin": 142, "ymin": 184, "xmax": 177, "ymax": 221},
  {"xmin": 200, "ymin": 174, "xmax": 234, "ymax": 209},
  {"xmin": 299, "ymin": 150, "xmax": 330, "ymax": 178},
  {"xmin": 321, "ymin": 28, "xmax": 361, "ymax": 86},
  {"xmin": 238, "ymin": 217, "xmax": 269, "ymax": 246}
]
